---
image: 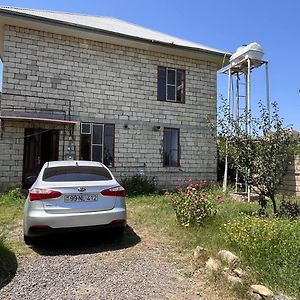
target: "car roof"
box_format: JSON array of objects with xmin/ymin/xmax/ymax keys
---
[{"xmin": 45, "ymin": 160, "xmax": 105, "ymax": 168}]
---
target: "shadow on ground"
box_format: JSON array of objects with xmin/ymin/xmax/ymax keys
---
[
  {"xmin": 31, "ymin": 225, "xmax": 141, "ymax": 256},
  {"xmin": 0, "ymin": 243, "xmax": 18, "ymax": 290}
]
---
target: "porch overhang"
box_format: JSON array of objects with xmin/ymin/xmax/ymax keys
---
[
  {"xmin": 0, "ymin": 115, "xmax": 77, "ymax": 125},
  {"xmin": 0, "ymin": 114, "xmax": 77, "ymax": 138}
]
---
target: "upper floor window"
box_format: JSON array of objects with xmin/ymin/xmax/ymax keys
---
[
  {"xmin": 80, "ymin": 123, "xmax": 114, "ymax": 167},
  {"xmin": 158, "ymin": 66, "xmax": 185, "ymax": 103},
  {"xmin": 163, "ymin": 128, "xmax": 180, "ymax": 167}
]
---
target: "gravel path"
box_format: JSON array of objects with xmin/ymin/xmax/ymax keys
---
[{"xmin": 0, "ymin": 226, "xmax": 204, "ymax": 300}]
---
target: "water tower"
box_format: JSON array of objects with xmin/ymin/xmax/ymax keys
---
[{"xmin": 220, "ymin": 42, "xmax": 270, "ymax": 201}]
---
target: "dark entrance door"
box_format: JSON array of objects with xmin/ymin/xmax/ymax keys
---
[{"xmin": 23, "ymin": 128, "xmax": 59, "ymax": 188}]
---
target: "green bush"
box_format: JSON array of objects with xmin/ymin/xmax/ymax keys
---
[
  {"xmin": 166, "ymin": 179, "xmax": 224, "ymax": 226},
  {"xmin": 120, "ymin": 175, "xmax": 156, "ymax": 196},
  {"xmin": 277, "ymin": 200, "xmax": 300, "ymax": 220},
  {"xmin": 224, "ymin": 215, "xmax": 300, "ymax": 296}
]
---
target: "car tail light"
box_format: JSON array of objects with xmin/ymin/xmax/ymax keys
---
[
  {"xmin": 101, "ymin": 186, "xmax": 125, "ymax": 197},
  {"xmin": 29, "ymin": 188, "xmax": 62, "ymax": 201}
]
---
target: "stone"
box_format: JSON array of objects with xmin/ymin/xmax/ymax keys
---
[
  {"xmin": 226, "ymin": 274, "xmax": 243, "ymax": 285},
  {"xmin": 217, "ymin": 250, "xmax": 239, "ymax": 266},
  {"xmin": 192, "ymin": 246, "xmax": 209, "ymax": 269},
  {"xmin": 233, "ymin": 267, "xmax": 244, "ymax": 278},
  {"xmin": 205, "ymin": 257, "xmax": 221, "ymax": 272},
  {"xmin": 250, "ymin": 285, "xmax": 274, "ymax": 298},
  {"xmin": 193, "ymin": 246, "xmax": 208, "ymax": 260},
  {"xmin": 220, "ymin": 267, "xmax": 230, "ymax": 277},
  {"xmin": 250, "ymin": 293, "xmax": 263, "ymax": 300}
]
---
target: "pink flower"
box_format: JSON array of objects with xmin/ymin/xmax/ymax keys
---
[
  {"xmin": 188, "ymin": 177, "xmax": 193, "ymax": 183},
  {"xmin": 185, "ymin": 191, "xmax": 191, "ymax": 198},
  {"xmin": 199, "ymin": 180, "xmax": 206, "ymax": 189},
  {"xmin": 164, "ymin": 191, "xmax": 170, "ymax": 196},
  {"xmin": 198, "ymin": 196, "xmax": 203, "ymax": 202},
  {"xmin": 216, "ymin": 195, "xmax": 224, "ymax": 203}
]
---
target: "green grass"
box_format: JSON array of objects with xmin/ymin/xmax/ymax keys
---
[
  {"xmin": 127, "ymin": 193, "xmax": 300, "ymax": 298},
  {"xmin": 127, "ymin": 194, "xmax": 259, "ymax": 252},
  {"xmin": 0, "ymin": 189, "xmax": 26, "ymax": 255},
  {"xmin": 0, "ymin": 189, "xmax": 24, "ymax": 226},
  {"xmin": 224, "ymin": 214, "xmax": 300, "ymax": 297},
  {"xmin": 0, "ymin": 189, "xmax": 26, "ymax": 286}
]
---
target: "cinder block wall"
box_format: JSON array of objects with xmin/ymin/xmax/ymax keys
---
[
  {"xmin": 0, "ymin": 25, "xmax": 218, "ymax": 190},
  {"xmin": 0, "ymin": 120, "xmax": 67, "ymax": 191},
  {"xmin": 280, "ymin": 156, "xmax": 300, "ymax": 196},
  {"xmin": 0, "ymin": 122, "xmax": 24, "ymax": 191}
]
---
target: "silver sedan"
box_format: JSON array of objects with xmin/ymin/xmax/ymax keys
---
[{"xmin": 23, "ymin": 160, "xmax": 126, "ymax": 245}]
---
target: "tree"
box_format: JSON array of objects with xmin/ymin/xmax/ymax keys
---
[{"xmin": 218, "ymin": 101, "xmax": 294, "ymax": 213}]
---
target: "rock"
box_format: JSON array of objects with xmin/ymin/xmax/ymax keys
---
[
  {"xmin": 193, "ymin": 246, "xmax": 208, "ymax": 260},
  {"xmin": 226, "ymin": 274, "xmax": 243, "ymax": 285},
  {"xmin": 250, "ymin": 293, "xmax": 263, "ymax": 300},
  {"xmin": 205, "ymin": 257, "xmax": 221, "ymax": 272},
  {"xmin": 273, "ymin": 294, "xmax": 296, "ymax": 300},
  {"xmin": 250, "ymin": 285, "xmax": 274, "ymax": 298},
  {"xmin": 220, "ymin": 267, "xmax": 231, "ymax": 277},
  {"xmin": 233, "ymin": 267, "xmax": 244, "ymax": 278},
  {"xmin": 218, "ymin": 250, "xmax": 239, "ymax": 266},
  {"xmin": 192, "ymin": 246, "xmax": 209, "ymax": 270}
]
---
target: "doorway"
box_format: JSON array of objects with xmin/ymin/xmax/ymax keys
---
[{"xmin": 23, "ymin": 128, "xmax": 59, "ymax": 188}]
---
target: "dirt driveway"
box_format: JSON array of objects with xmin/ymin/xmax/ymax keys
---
[{"xmin": 0, "ymin": 224, "xmax": 237, "ymax": 300}]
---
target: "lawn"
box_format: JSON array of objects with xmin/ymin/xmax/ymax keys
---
[
  {"xmin": 0, "ymin": 188, "xmax": 299, "ymax": 298},
  {"xmin": 127, "ymin": 194, "xmax": 258, "ymax": 252},
  {"xmin": 127, "ymin": 193, "xmax": 300, "ymax": 298}
]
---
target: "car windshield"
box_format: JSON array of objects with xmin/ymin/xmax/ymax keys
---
[{"xmin": 43, "ymin": 166, "xmax": 112, "ymax": 182}]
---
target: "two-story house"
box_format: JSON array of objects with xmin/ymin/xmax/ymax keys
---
[{"xmin": 0, "ymin": 7, "xmax": 229, "ymax": 191}]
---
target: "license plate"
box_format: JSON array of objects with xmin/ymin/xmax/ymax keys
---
[{"xmin": 64, "ymin": 194, "xmax": 98, "ymax": 203}]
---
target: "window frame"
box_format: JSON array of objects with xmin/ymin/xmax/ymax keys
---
[
  {"xmin": 157, "ymin": 66, "xmax": 185, "ymax": 103},
  {"xmin": 80, "ymin": 123, "xmax": 115, "ymax": 167},
  {"xmin": 163, "ymin": 127, "xmax": 180, "ymax": 167}
]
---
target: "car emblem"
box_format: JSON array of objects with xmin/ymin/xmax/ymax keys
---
[{"xmin": 78, "ymin": 187, "xmax": 86, "ymax": 192}]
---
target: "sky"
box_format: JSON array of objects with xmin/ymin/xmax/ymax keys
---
[{"xmin": 0, "ymin": 0, "xmax": 299, "ymax": 129}]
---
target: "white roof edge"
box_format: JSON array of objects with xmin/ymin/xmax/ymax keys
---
[{"xmin": 0, "ymin": 6, "xmax": 229, "ymax": 58}]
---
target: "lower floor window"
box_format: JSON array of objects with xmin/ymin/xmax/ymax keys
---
[
  {"xmin": 163, "ymin": 128, "xmax": 180, "ymax": 167},
  {"xmin": 80, "ymin": 123, "xmax": 114, "ymax": 167}
]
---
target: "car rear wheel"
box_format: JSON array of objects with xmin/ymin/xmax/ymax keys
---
[
  {"xmin": 24, "ymin": 235, "xmax": 38, "ymax": 245},
  {"xmin": 113, "ymin": 226, "xmax": 126, "ymax": 236}
]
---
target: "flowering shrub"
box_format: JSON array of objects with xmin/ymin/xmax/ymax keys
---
[
  {"xmin": 166, "ymin": 179, "xmax": 224, "ymax": 226},
  {"xmin": 277, "ymin": 200, "xmax": 300, "ymax": 220}
]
